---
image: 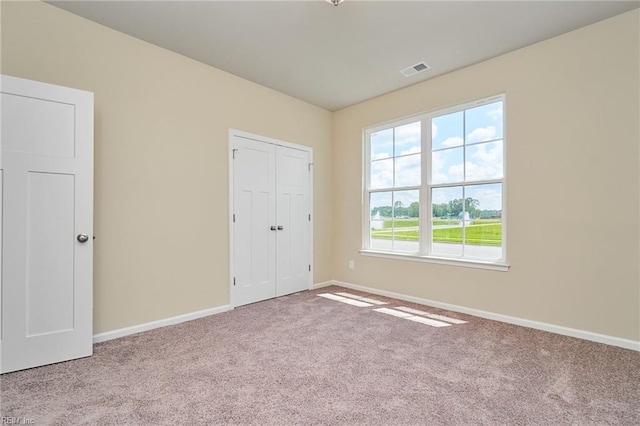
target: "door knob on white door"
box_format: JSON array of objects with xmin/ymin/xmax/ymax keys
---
[
  {"xmin": 77, "ymin": 233, "xmax": 89, "ymax": 243},
  {"xmin": 277, "ymin": 226, "xmax": 284, "ymax": 231}
]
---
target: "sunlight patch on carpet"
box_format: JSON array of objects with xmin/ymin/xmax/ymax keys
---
[
  {"xmin": 317, "ymin": 293, "xmax": 373, "ymax": 307},
  {"xmin": 317, "ymin": 293, "xmax": 466, "ymax": 328},
  {"xmin": 394, "ymin": 306, "xmax": 467, "ymax": 324},
  {"xmin": 374, "ymin": 308, "xmax": 451, "ymax": 327},
  {"xmin": 373, "ymin": 308, "xmax": 413, "ymax": 318},
  {"xmin": 405, "ymin": 316, "xmax": 451, "ymax": 327},
  {"xmin": 335, "ymin": 292, "xmax": 387, "ymax": 305}
]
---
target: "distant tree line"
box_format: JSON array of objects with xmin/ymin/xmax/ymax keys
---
[
  {"xmin": 372, "ymin": 201, "xmax": 420, "ymax": 218},
  {"xmin": 372, "ymin": 198, "xmax": 501, "ymax": 219}
]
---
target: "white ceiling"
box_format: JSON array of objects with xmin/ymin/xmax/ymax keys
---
[{"xmin": 49, "ymin": 0, "xmax": 639, "ymax": 111}]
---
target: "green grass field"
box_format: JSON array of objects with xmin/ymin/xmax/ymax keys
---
[
  {"xmin": 372, "ymin": 229, "xmax": 420, "ymax": 241},
  {"xmin": 372, "ymin": 222, "xmax": 502, "ymax": 245},
  {"xmin": 381, "ymin": 218, "xmax": 499, "ymax": 228},
  {"xmin": 383, "ymin": 219, "xmax": 419, "ymax": 228},
  {"xmin": 432, "ymin": 223, "xmax": 502, "ymax": 245}
]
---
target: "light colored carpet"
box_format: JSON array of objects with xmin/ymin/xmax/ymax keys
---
[{"xmin": 1, "ymin": 285, "xmax": 639, "ymax": 425}]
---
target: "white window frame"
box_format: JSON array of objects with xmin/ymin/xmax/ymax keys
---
[{"xmin": 361, "ymin": 94, "xmax": 509, "ymax": 271}]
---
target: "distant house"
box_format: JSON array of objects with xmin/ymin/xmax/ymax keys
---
[
  {"xmin": 458, "ymin": 211, "xmax": 472, "ymax": 226},
  {"xmin": 371, "ymin": 211, "xmax": 385, "ymax": 230}
]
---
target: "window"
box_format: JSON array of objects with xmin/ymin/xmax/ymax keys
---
[{"xmin": 364, "ymin": 95, "xmax": 506, "ymax": 269}]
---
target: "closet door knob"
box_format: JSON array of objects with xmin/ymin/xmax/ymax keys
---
[
  {"xmin": 77, "ymin": 233, "xmax": 89, "ymax": 243},
  {"xmin": 270, "ymin": 226, "xmax": 277, "ymax": 231},
  {"xmin": 277, "ymin": 226, "xmax": 284, "ymax": 231}
]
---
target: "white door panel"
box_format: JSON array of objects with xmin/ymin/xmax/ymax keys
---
[
  {"xmin": 276, "ymin": 146, "xmax": 310, "ymax": 297},
  {"xmin": 2, "ymin": 93, "xmax": 76, "ymax": 157},
  {"xmin": 26, "ymin": 172, "xmax": 76, "ymax": 336},
  {"xmin": 232, "ymin": 137, "xmax": 276, "ymax": 306},
  {"xmin": 1, "ymin": 75, "xmax": 93, "ymax": 373}
]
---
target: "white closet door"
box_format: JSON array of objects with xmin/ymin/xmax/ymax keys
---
[
  {"xmin": 1, "ymin": 75, "xmax": 94, "ymax": 373},
  {"xmin": 232, "ymin": 136, "xmax": 277, "ymax": 306},
  {"xmin": 231, "ymin": 133, "xmax": 312, "ymax": 307},
  {"xmin": 275, "ymin": 146, "xmax": 310, "ymax": 297}
]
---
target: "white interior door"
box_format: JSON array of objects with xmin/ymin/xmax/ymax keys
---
[
  {"xmin": 275, "ymin": 146, "xmax": 310, "ymax": 297},
  {"xmin": 232, "ymin": 136, "xmax": 277, "ymax": 306},
  {"xmin": 1, "ymin": 75, "xmax": 94, "ymax": 374},
  {"xmin": 231, "ymin": 133, "xmax": 311, "ymax": 307}
]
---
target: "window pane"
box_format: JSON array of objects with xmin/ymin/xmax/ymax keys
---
[
  {"xmin": 465, "ymin": 101, "xmax": 503, "ymax": 144},
  {"xmin": 395, "ymin": 154, "xmax": 421, "ymax": 187},
  {"xmin": 465, "ymin": 140, "xmax": 503, "ymax": 181},
  {"xmin": 370, "ymin": 192, "xmax": 392, "ymax": 251},
  {"xmin": 431, "ymin": 186, "xmax": 463, "ymax": 256},
  {"xmin": 371, "ymin": 128, "xmax": 393, "ymax": 160},
  {"xmin": 432, "ymin": 111, "xmax": 463, "ymax": 150},
  {"xmin": 464, "ymin": 183, "xmax": 502, "ymax": 259},
  {"xmin": 394, "ymin": 121, "xmax": 421, "ymax": 156},
  {"xmin": 392, "ymin": 190, "xmax": 419, "ymax": 253},
  {"xmin": 370, "ymin": 158, "xmax": 393, "ymax": 189},
  {"xmin": 432, "ymin": 147, "xmax": 463, "ymax": 184}
]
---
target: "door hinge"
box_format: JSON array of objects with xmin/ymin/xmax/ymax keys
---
[
  {"xmin": 233, "ymin": 213, "xmax": 236, "ymax": 223},
  {"xmin": 308, "ymin": 214, "xmax": 311, "ymax": 221},
  {"xmin": 233, "ymin": 277, "xmax": 236, "ymax": 286},
  {"xmin": 232, "ymin": 148, "xmax": 238, "ymax": 159},
  {"xmin": 308, "ymin": 265, "xmax": 311, "ymax": 272},
  {"xmin": 308, "ymin": 162, "xmax": 314, "ymax": 171}
]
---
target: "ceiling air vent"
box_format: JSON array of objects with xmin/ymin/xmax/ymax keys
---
[{"xmin": 400, "ymin": 62, "xmax": 431, "ymax": 77}]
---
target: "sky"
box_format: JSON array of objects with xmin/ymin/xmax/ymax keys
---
[{"xmin": 370, "ymin": 101, "xmax": 503, "ymax": 211}]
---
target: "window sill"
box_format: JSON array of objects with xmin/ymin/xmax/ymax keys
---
[{"xmin": 359, "ymin": 249, "xmax": 510, "ymax": 272}]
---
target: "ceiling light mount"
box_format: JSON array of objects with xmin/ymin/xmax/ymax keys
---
[{"xmin": 326, "ymin": 0, "xmax": 345, "ymax": 6}]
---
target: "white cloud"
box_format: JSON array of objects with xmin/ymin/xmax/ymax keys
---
[
  {"xmin": 370, "ymin": 154, "xmax": 421, "ymax": 188},
  {"xmin": 370, "ymin": 128, "xmax": 393, "ymax": 160},
  {"xmin": 431, "ymin": 150, "xmax": 463, "ymax": 184},
  {"xmin": 395, "ymin": 122, "xmax": 421, "ymax": 141},
  {"xmin": 431, "ymin": 151, "xmax": 446, "ymax": 183},
  {"xmin": 373, "ymin": 152, "xmax": 391, "ymax": 160},
  {"xmin": 466, "ymin": 142, "xmax": 503, "ymax": 181},
  {"xmin": 446, "ymin": 164, "xmax": 465, "ymax": 182},
  {"xmin": 393, "ymin": 190, "xmax": 419, "ymax": 207},
  {"xmin": 467, "ymin": 185, "xmax": 502, "ymax": 211},
  {"xmin": 431, "ymin": 190, "xmax": 448, "ymax": 205},
  {"xmin": 487, "ymin": 106, "xmax": 503, "ymax": 121},
  {"xmin": 465, "ymin": 162, "xmax": 499, "ymax": 181},
  {"xmin": 370, "ymin": 159, "xmax": 393, "ymax": 189},
  {"xmin": 470, "ymin": 142, "xmax": 500, "ymax": 163},
  {"xmin": 398, "ymin": 146, "xmax": 421, "ymax": 156},
  {"xmin": 441, "ymin": 136, "xmax": 463, "ymax": 148},
  {"xmin": 395, "ymin": 154, "xmax": 421, "ymax": 186},
  {"xmin": 394, "ymin": 122, "xmax": 421, "ymax": 156},
  {"xmin": 467, "ymin": 126, "xmax": 496, "ymax": 143},
  {"xmin": 431, "ymin": 142, "xmax": 502, "ymax": 184},
  {"xmin": 432, "ymin": 187, "xmax": 462, "ymax": 205}
]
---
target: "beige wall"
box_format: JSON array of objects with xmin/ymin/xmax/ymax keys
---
[
  {"xmin": 333, "ymin": 10, "xmax": 640, "ymax": 341},
  {"xmin": 1, "ymin": 1, "xmax": 333, "ymax": 334}
]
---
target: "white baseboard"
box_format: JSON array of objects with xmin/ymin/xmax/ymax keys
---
[
  {"xmin": 93, "ymin": 305, "xmax": 233, "ymax": 344},
  {"xmin": 331, "ymin": 280, "xmax": 640, "ymax": 351},
  {"xmin": 311, "ymin": 280, "xmax": 334, "ymax": 290}
]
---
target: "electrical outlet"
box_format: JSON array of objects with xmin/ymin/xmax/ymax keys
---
[{"xmin": 348, "ymin": 260, "xmax": 355, "ymax": 270}]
